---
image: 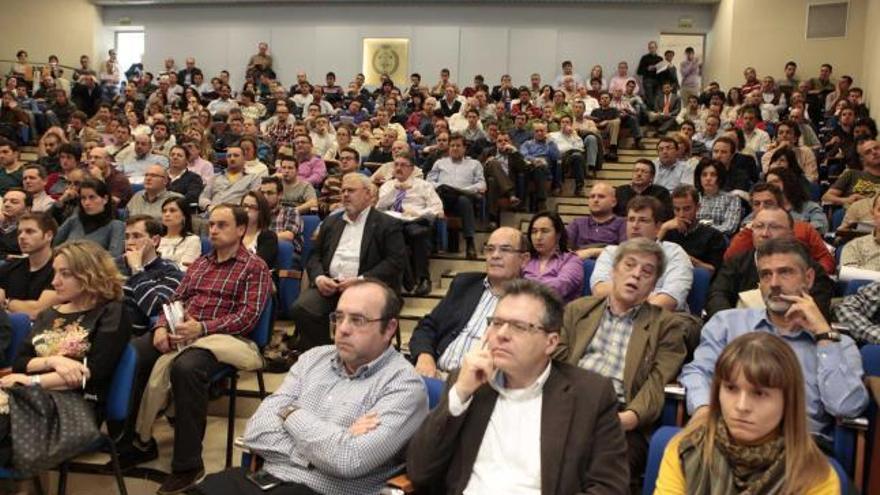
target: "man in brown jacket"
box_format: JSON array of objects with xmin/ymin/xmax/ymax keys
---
[
  {"xmin": 555, "ymin": 237, "xmax": 696, "ymax": 490},
  {"xmin": 407, "ymin": 279, "xmax": 628, "ymax": 494}
]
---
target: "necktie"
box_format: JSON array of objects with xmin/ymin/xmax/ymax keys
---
[
  {"xmin": 663, "ymin": 95, "xmax": 670, "ymax": 114},
  {"xmin": 392, "ymin": 187, "xmax": 406, "ymax": 213}
]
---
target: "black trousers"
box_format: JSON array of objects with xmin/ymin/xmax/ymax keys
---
[
  {"xmin": 436, "ymin": 186, "xmax": 477, "ymax": 238},
  {"xmin": 627, "ymin": 429, "xmax": 649, "ymax": 494},
  {"xmin": 402, "ymin": 219, "xmax": 433, "ymax": 281},
  {"xmin": 130, "ymin": 333, "xmax": 226, "ymax": 472},
  {"xmin": 196, "ymin": 468, "xmax": 321, "ymax": 495},
  {"xmin": 290, "ymin": 288, "xmax": 339, "ymax": 353}
]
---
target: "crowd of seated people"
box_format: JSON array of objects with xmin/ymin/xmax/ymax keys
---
[{"xmin": 0, "ymin": 40, "xmax": 877, "ymax": 494}]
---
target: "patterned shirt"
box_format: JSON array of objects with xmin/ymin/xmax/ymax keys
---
[
  {"xmin": 697, "ymin": 191, "xmax": 742, "ymax": 235},
  {"xmin": 155, "ymin": 244, "xmax": 272, "ymax": 336},
  {"xmin": 577, "ymin": 304, "xmax": 639, "ymax": 401},
  {"xmin": 835, "ymin": 280, "xmax": 880, "ymax": 344},
  {"xmin": 272, "ymin": 205, "xmax": 304, "ymax": 257},
  {"xmin": 840, "ymin": 234, "xmax": 880, "ymax": 272},
  {"xmin": 243, "ymin": 345, "xmax": 428, "ymax": 495},
  {"xmin": 437, "ymin": 278, "xmax": 498, "ymax": 372},
  {"xmin": 653, "ymin": 159, "xmax": 692, "ymax": 192}
]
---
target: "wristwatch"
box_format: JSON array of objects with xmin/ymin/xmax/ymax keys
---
[
  {"xmin": 815, "ymin": 331, "xmax": 841, "ymax": 343},
  {"xmin": 29, "ymin": 375, "xmax": 41, "ymax": 387},
  {"xmin": 278, "ymin": 405, "xmax": 299, "ymax": 421}
]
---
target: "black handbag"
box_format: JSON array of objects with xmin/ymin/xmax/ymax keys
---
[{"xmin": 6, "ymin": 385, "xmax": 102, "ymax": 472}]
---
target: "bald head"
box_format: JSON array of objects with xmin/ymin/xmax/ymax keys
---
[
  {"xmin": 485, "ymin": 226, "xmax": 529, "ymax": 284},
  {"xmin": 589, "ymin": 182, "xmax": 617, "ymax": 217}
]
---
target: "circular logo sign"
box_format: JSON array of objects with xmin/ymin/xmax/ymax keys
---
[{"xmin": 372, "ymin": 45, "xmax": 399, "ymax": 76}]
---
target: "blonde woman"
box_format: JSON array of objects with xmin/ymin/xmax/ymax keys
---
[
  {"xmin": 656, "ymin": 332, "xmax": 839, "ymax": 494},
  {"xmin": 1, "ymin": 239, "xmax": 130, "ymax": 416}
]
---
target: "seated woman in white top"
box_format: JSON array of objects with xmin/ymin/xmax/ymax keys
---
[{"xmin": 157, "ymin": 196, "xmax": 201, "ymax": 271}]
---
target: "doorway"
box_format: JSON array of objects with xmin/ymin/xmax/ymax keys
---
[{"xmin": 115, "ymin": 30, "xmax": 145, "ymax": 81}]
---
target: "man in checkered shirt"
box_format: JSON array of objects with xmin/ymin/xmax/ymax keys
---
[{"xmin": 196, "ymin": 279, "xmax": 428, "ymax": 495}]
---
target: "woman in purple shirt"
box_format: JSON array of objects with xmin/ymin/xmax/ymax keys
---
[{"xmin": 523, "ymin": 212, "xmax": 585, "ymax": 302}]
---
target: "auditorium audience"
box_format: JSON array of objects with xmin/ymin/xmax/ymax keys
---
[
  {"xmin": 158, "ymin": 196, "xmax": 201, "ymax": 271},
  {"xmin": 407, "ymin": 279, "xmax": 629, "ymax": 494},
  {"xmin": 659, "ymin": 333, "xmax": 841, "ymax": 494}
]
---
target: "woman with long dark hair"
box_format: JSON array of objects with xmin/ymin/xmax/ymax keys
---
[
  {"xmin": 54, "ymin": 178, "xmax": 125, "ymax": 256},
  {"xmin": 523, "ymin": 211, "xmax": 583, "ymax": 302},
  {"xmin": 158, "ymin": 196, "xmax": 201, "ymax": 271}
]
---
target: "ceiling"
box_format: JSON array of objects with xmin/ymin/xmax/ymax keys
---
[{"xmin": 93, "ymin": 0, "xmax": 719, "ymax": 5}]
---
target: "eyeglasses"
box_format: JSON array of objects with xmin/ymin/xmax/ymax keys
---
[
  {"xmin": 329, "ymin": 311, "xmax": 384, "ymax": 328},
  {"xmin": 752, "ymin": 222, "xmax": 787, "ymax": 233},
  {"xmin": 486, "ymin": 316, "xmax": 545, "ymax": 335},
  {"xmin": 482, "ymin": 244, "xmax": 523, "ymax": 256}
]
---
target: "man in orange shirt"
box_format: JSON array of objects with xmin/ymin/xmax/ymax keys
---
[{"xmin": 724, "ymin": 183, "xmax": 835, "ymax": 274}]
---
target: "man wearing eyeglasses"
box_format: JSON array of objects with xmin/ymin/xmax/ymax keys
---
[
  {"xmin": 125, "ymin": 164, "xmax": 182, "ymax": 219},
  {"xmin": 407, "ymin": 279, "xmax": 629, "ymax": 493},
  {"xmin": 408, "ymin": 226, "xmax": 529, "ymax": 378},
  {"xmin": 706, "ymin": 206, "xmax": 833, "ymax": 319},
  {"xmin": 555, "ymin": 238, "xmax": 694, "ymax": 489},
  {"xmin": 197, "ymin": 279, "xmax": 428, "ymax": 495}
]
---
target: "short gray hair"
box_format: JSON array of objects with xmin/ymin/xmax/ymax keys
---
[{"xmin": 612, "ymin": 238, "xmax": 667, "ymax": 281}]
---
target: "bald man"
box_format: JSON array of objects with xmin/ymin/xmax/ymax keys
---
[
  {"xmin": 408, "ymin": 226, "xmax": 529, "ymax": 378},
  {"xmin": 118, "ymin": 133, "xmax": 169, "ymax": 184},
  {"xmin": 566, "ymin": 182, "xmax": 627, "ymax": 259}
]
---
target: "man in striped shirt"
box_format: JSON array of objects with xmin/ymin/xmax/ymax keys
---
[
  {"xmin": 117, "ymin": 204, "xmax": 272, "ymax": 494},
  {"xmin": 196, "ymin": 279, "xmax": 428, "ymax": 495}
]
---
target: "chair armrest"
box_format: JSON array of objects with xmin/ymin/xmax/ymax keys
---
[
  {"xmin": 837, "ymin": 416, "xmax": 869, "ymax": 431},
  {"xmin": 386, "ymin": 474, "xmax": 414, "ymax": 494},
  {"xmin": 278, "ymin": 269, "xmax": 303, "ymax": 280}
]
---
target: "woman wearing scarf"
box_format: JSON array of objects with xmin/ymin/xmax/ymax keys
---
[
  {"xmin": 655, "ymin": 332, "xmax": 839, "ymax": 494},
  {"xmin": 53, "ymin": 178, "xmax": 125, "ymax": 257}
]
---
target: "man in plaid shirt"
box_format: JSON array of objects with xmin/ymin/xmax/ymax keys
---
[{"xmin": 117, "ymin": 204, "xmax": 273, "ymax": 494}]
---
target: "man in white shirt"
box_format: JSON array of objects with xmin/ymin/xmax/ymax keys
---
[
  {"xmin": 407, "ymin": 279, "xmax": 629, "ymax": 494},
  {"xmin": 21, "ymin": 164, "xmax": 55, "ymax": 212},
  {"xmin": 553, "ymin": 60, "xmax": 584, "ymax": 89},
  {"xmin": 741, "ymin": 105, "xmax": 770, "ymax": 156},
  {"xmin": 652, "ymin": 137, "xmax": 691, "ymax": 192},
  {"xmin": 550, "ymin": 115, "xmax": 587, "ymax": 196},
  {"xmin": 376, "ymin": 154, "xmax": 443, "ymax": 295},
  {"xmin": 207, "ymin": 84, "xmax": 239, "ymax": 117},
  {"xmin": 590, "ymin": 195, "xmax": 694, "ymax": 311}
]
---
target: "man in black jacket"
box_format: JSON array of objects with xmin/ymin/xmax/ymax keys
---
[
  {"xmin": 409, "ymin": 226, "xmax": 529, "ymax": 377},
  {"xmin": 71, "ymin": 73, "xmax": 102, "ymax": 117},
  {"xmin": 637, "ymin": 41, "xmax": 663, "ymax": 111},
  {"xmin": 291, "ymin": 173, "xmax": 406, "ymax": 352},
  {"xmin": 706, "ymin": 207, "xmax": 834, "ymax": 319}
]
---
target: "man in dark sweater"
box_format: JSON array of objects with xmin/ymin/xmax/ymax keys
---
[{"xmin": 614, "ymin": 159, "xmax": 672, "ymax": 221}]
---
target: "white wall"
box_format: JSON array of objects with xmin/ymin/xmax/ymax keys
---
[{"xmin": 101, "ymin": 3, "xmax": 712, "ymax": 89}]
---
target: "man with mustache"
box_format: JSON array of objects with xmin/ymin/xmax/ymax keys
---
[
  {"xmin": 407, "ymin": 279, "xmax": 629, "ymax": 494},
  {"xmin": 681, "ymin": 237, "xmax": 868, "ymax": 446}
]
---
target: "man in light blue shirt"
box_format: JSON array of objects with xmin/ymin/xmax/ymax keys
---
[
  {"xmin": 591, "ymin": 195, "xmax": 693, "ymax": 312},
  {"xmin": 680, "ymin": 237, "xmax": 868, "ymax": 441},
  {"xmin": 652, "ymin": 136, "xmax": 691, "ymax": 192},
  {"xmin": 520, "ymin": 121, "xmax": 561, "ymax": 195},
  {"xmin": 427, "ymin": 133, "xmax": 486, "ymax": 259}
]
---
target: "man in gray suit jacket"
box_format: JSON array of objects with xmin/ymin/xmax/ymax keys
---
[
  {"xmin": 291, "ymin": 173, "xmax": 406, "ymax": 352},
  {"xmin": 407, "ymin": 279, "xmax": 629, "ymax": 494}
]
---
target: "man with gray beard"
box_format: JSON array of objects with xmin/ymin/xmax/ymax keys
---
[{"xmin": 681, "ymin": 237, "xmax": 868, "ymax": 444}]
